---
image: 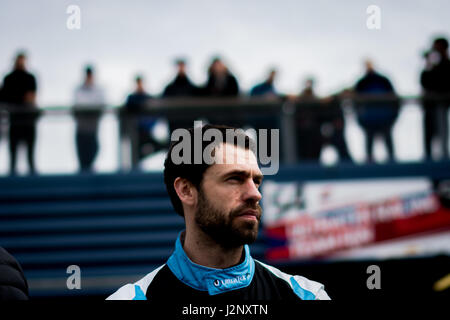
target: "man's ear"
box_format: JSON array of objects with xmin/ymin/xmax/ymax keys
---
[{"xmin": 173, "ymin": 177, "xmax": 197, "ymax": 207}]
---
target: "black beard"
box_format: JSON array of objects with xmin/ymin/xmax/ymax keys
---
[{"xmin": 194, "ymin": 187, "xmax": 261, "ymax": 249}]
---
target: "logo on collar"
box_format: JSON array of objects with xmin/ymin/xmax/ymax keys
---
[
  {"xmin": 205, "ymin": 270, "xmax": 253, "ymax": 295},
  {"xmin": 214, "ymin": 273, "xmax": 251, "ymax": 287}
]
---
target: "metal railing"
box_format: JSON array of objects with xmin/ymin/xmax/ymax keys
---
[{"xmin": 0, "ymin": 95, "xmax": 449, "ymax": 175}]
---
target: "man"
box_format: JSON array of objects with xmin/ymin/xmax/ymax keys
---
[
  {"xmin": 0, "ymin": 51, "xmax": 38, "ymax": 175},
  {"xmin": 203, "ymin": 57, "xmax": 239, "ymax": 97},
  {"xmin": 250, "ymin": 69, "xmax": 278, "ymax": 98},
  {"xmin": 296, "ymin": 78, "xmax": 352, "ymax": 162},
  {"xmin": 162, "ymin": 58, "xmax": 198, "ymax": 97},
  {"xmin": 162, "ymin": 58, "xmax": 200, "ymax": 136},
  {"xmin": 354, "ymin": 60, "xmax": 399, "ymax": 162},
  {"xmin": 295, "ymin": 77, "xmax": 323, "ymax": 161},
  {"xmin": 107, "ymin": 124, "xmax": 330, "ymax": 300},
  {"xmin": 123, "ymin": 75, "xmax": 164, "ymax": 168},
  {"xmin": 421, "ymin": 37, "xmax": 450, "ymax": 160},
  {"xmin": 73, "ymin": 65, "xmax": 105, "ymax": 171},
  {"xmin": 247, "ymin": 69, "xmax": 280, "ymax": 158}
]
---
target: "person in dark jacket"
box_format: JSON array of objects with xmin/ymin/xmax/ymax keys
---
[
  {"xmin": 250, "ymin": 69, "xmax": 278, "ymax": 98},
  {"xmin": 355, "ymin": 60, "xmax": 400, "ymax": 162},
  {"xmin": 162, "ymin": 59, "xmax": 200, "ymax": 136},
  {"xmin": 245, "ymin": 69, "xmax": 280, "ymax": 149},
  {"xmin": 1, "ymin": 51, "xmax": 38, "ymax": 175},
  {"xmin": 163, "ymin": 59, "xmax": 198, "ymax": 97},
  {"xmin": 122, "ymin": 75, "xmax": 163, "ymax": 168},
  {"xmin": 0, "ymin": 247, "xmax": 29, "ymax": 300},
  {"xmin": 295, "ymin": 78, "xmax": 352, "ymax": 163},
  {"xmin": 420, "ymin": 37, "xmax": 450, "ymax": 160},
  {"xmin": 203, "ymin": 57, "xmax": 239, "ymax": 97}
]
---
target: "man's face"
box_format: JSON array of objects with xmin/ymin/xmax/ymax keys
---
[
  {"xmin": 136, "ymin": 78, "xmax": 144, "ymax": 91},
  {"xmin": 177, "ymin": 62, "xmax": 186, "ymax": 75},
  {"xmin": 268, "ymin": 70, "xmax": 276, "ymax": 83},
  {"xmin": 195, "ymin": 143, "xmax": 263, "ymax": 249},
  {"xmin": 85, "ymin": 73, "xmax": 94, "ymax": 85},
  {"xmin": 212, "ymin": 60, "xmax": 226, "ymax": 75},
  {"xmin": 15, "ymin": 56, "xmax": 26, "ymax": 70}
]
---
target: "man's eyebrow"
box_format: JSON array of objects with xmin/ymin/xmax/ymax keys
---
[{"xmin": 223, "ymin": 170, "xmax": 264, "ymax": 181}]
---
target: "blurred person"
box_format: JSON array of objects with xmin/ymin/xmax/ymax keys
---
[
  {"xmin": 245, "ymin": 68, "xmax": 280, "ymax": 150},
  {"xmin": 107, "ymin": 124, "xmax": 330, "ymax": 300},
  {"xmin": 354, "ymin": 59, "xmax": 400, "ymax": 163},
  {"xmin": 250, "ymin": 69, "xmax": 278, "ymax": 98},
  {"xmin": 198, "ymin": 57, "xmax": 241, "ymax": 128},
  {"xmin": 0, "ymin": 51, "xmax": 38, "ymax": 175},
  {"xmin": 0, "ymin": 247, "xmax": 29, "ymax": 300},
  {"xmin": 123, "ymin": 75, "xmax": 164, "ymax": 168},
  {"xmin": 162, "ymin": 58, "xmax": 200, "ymax": 137},
  {"xmin": 421, "ymin": 37, "xmax": 450, "ymax": 160},
  {"xmin": 295, "ymin": 77, "xmax": 322, "ymax": 161},
  {"xmin": 73, "ymin": 65, "xmax": 105, "ymax": 172},
  {"xmin": 203, "ymin": 57, "xmax": 239, "ymax": 97},
  {"xmin": 162, "ymin": 58, "xmax": 198, "ymax": 97},
  {"xmin": 296, "ymin": 78, "xmax": 352, "ymax": 162},
  {"xmin": 299, "ymin": 77, "xmax": 315, "ymax": 98}
]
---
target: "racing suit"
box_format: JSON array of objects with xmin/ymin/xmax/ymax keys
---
[{"xmin": 107, "ymin": 232, "xmax": 330, "ymax": 300}]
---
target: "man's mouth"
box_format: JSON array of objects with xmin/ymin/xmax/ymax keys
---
[{"xmin": 236, "ymin": 209, "xmax": 260, "ymax": 221}]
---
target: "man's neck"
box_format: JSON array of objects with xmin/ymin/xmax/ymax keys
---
[{"xmin": 182, "ymin": 229, "xmax": 244, "ymax": 269}]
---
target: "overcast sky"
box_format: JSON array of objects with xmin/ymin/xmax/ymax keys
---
[{"xmin": 0, "ymin": 0, "xmax": 449, "ymax": 106}]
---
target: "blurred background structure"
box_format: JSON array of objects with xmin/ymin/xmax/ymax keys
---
[{"xmin": 0, "ymin": 0, "xmax": 449, "ymax": 300}]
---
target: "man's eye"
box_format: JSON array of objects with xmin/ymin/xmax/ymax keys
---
[{"xmin": 228, "ymin": 176, "xmax": 242, "ymax": 182}]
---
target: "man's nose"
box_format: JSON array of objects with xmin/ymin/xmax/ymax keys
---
[{"xmin": 242, "ymin": 179, "xmax": 262, "ymax": 203}]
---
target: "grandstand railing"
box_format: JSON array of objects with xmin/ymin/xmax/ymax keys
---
[{"xmin": 1, "ymin": 94, "xmax": 449, "ymax": 175}]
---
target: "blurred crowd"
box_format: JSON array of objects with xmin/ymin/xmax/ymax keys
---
[{"xmin": 0, "ymin": 37, "xmax": 450, "ymax": 174}]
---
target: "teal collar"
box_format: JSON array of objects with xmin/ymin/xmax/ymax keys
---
[{"xmin": 166, "ymin": 232, "xmax": 255, "ymax": 295}]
